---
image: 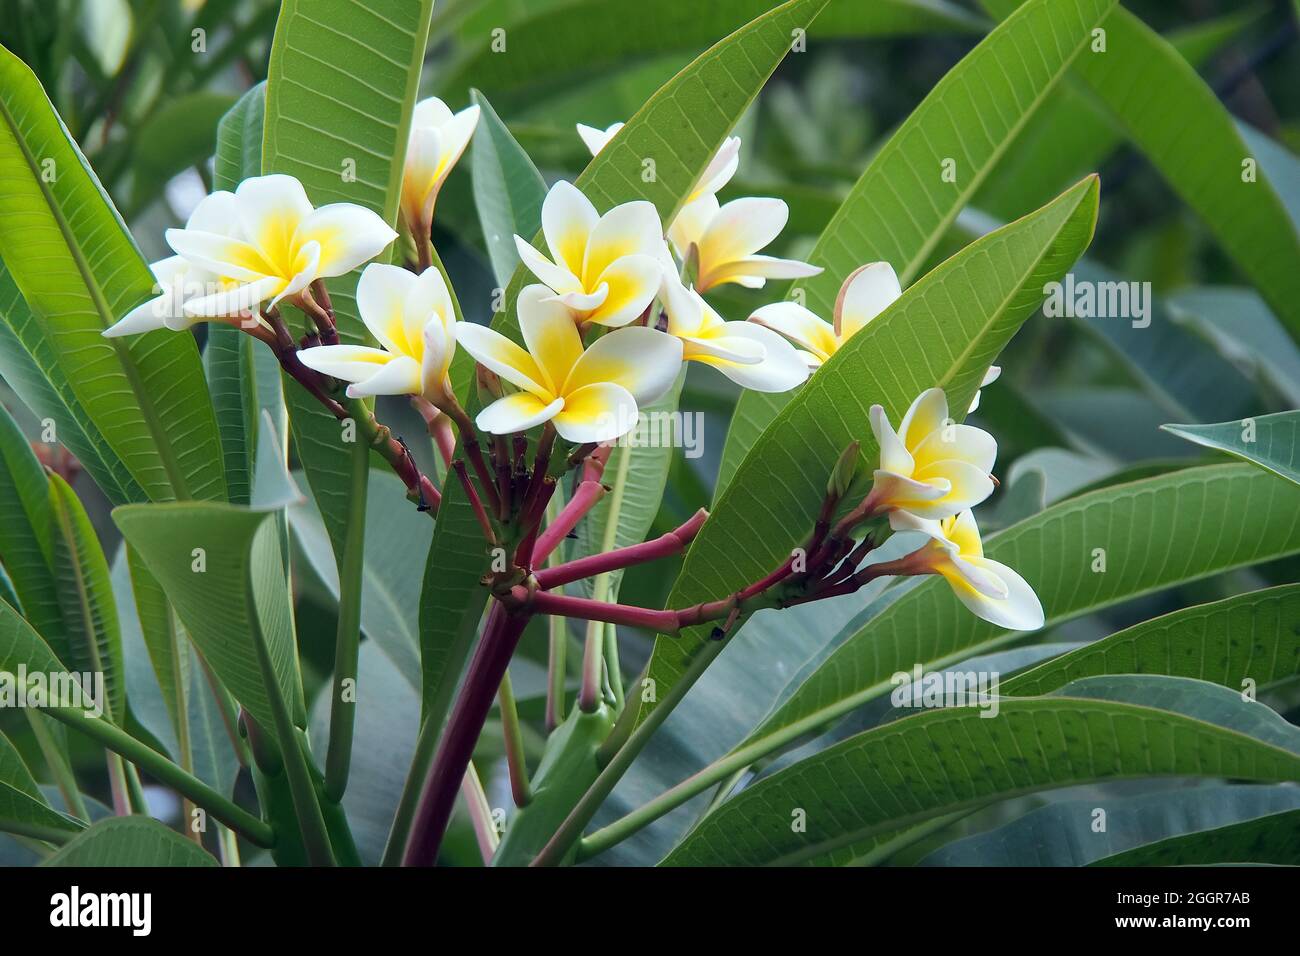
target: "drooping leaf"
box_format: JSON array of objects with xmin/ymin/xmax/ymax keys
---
[
  {"xmin": 0, "ymin": 44, "xmax": 226, "ymax": 503},
  {"xmin": 716, "ymin": 0, "xmax": 1117, "ymax": 493},
  {"xmin": 0, "ymin": 781, "xmax": 80, "ymax": 843},
  {"xmin": 1091, "ymin": 807, "xmax": 1300, "ymax": 867},
  {"xmin": 0, "ymin": 404, "xmax": 63, "ymax": 644},
  {"xmin": 48, "ymin": 473, "xmax": 123, "ymax": 722},
  {"xmin": 41, "ymin": 816, "xmax": 218, "ymax": 866},
  {"xmin": 661, "ymin": 694, "xmax": 1300, "ymax": 866},
  {"xmin": 1002, "ymin": 584, "xmax": 1300, "ymax": 696},
  {"xmin": 738, "ymin": 464, "xmax": 1300, "ymax": 767},
  {"xmin": 113, "ymin": 501, "xmax": 304, "ymax": 745},
  {"xmin": 982, "ymin": 0, "xmax": 1300, "ymax": 345},
  {"xmin": 626, "ymin": 175, "xmax": 1099, "ymax": 739},
  {"xmin": 469, "ymin": 89, "xmax": 547, "ymax": 287},
  {"xmin": 1162, "ymin": 412, "xmax": 1300, "ymax": 488}
]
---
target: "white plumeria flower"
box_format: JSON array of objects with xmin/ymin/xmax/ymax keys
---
[
  {"xmin": 659, "ymin": 271, "xmax": 807, "ymax": 393},
  {"xmin": 514, "ymin": 181, "xmax": 665, "ymax": 327},
  {"xmin": 577, "ymin": 122, "xmax": 740, "ymax": 207},
  {"xmin": 105, "ymin": 191, "xmax": 256, "ymax": 337},
  {"xmin": 164, "ymin": 174, "xmax": 397, "ymax": 317},
  {"xmin": 749, "ymin": 261, "xmax": 900, "ymax": 367},
  {"xmin": 297, "ymin": 264, "xmax": 456, "ymax": 405},
  {"xmin": 967, "ymin": 365, "xmax": 1002, "ymax": 414},
  {"xmin": 668, "ymin": 193, "xmax": 820, "ymax": 293},
  {"xmin": 454, "ymin": 285, "xmax": 682, "ymax": 442},
  {"xmin": 402, "ymin": 97, "xmax": 480, "ymax": 229},
  {"xmin": 892, "ymin": 509, "xmax": 1044, "ymax": 631},
  {"xmin": 869, "ymin": 387, "xmax": 996, "ymax": 520}
]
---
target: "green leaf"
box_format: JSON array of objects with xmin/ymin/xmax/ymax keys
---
[
  {"xmin": 0, "ymin": 732, "xmax": 43, "ymax": 802},
  {"xmin": 716, "ymin": 0, "xmax": 1117, "ymax": 492},
  {"xmin": 739, "ymin": 464, "xmax": 1300, "ymax": 767},
  {"xmin": 41, "ymin": 816, "xmax": 218, "ymax": 866},
  {"xmin": 1003, "ymin": 584, "xmax": 1300, "ymax": 696},
  {"xmin": 626, "ymin": 175, "xmax": 1099, "ymax": 738},
  {"xmin": 0, "ymin": 266, "xmax": 143, "ymax": 504},
  {"xmin": 435, "ymin": 0, "xmax": 982, "ymax": 107},
  {"xmin": 927, "ymin": 783, "xmax": 1300, "ymax": 867},
  {"xmin": 661, "ymin": 695, "xmax": 1300, "ymax": 866},
  {"xmin": 0, "ymin": 781, "xmax": 80, "ymax": 843},
  {"xmin": 470, "ymin": 89, "xmax": 548, "ymax": 287},
  {"xmin": 1162, "ymin": 412, "xmax": 1300, "ymax": 488},
  {"xmin": 0, "ymin": 404, "xmax": 63, "ymax": 644},
  {"xmin": 48, "ymin": 474, "xmax": 123, "ymax": 722},
  {"xmin": 113, "ymin": 501, "xmax": 304, "ymax": 746},
  {"xmin": 1091, "ymin": 807, "xmax": 1300, "ymax": 866},
  {"xmin": 982, "ymin": 1, "xmax": 1300, "ymax": 344},
  {"xmin": 262, "ymin": 0, "xmax": 434, "ymax": 561},
  {"xmin": 0, "ymin": 44, "xmax": 227, "ymax": 503},
  {"xmin": 207, "ymin": 83, "xmax": 270, "ymax": 507}
]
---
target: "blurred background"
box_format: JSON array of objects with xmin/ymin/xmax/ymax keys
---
[{"xmin": 1, "ymin": 0, "xmax": 1298, "ymax": 863}]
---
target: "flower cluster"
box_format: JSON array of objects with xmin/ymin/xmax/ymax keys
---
[{"xmin": 103, "ymin": 101, "xmax": 1038, "ymax": 634}]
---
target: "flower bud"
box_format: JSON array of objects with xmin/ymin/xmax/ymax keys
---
[{"xmin": 827, "ymin": 440, "xmax": 861, "ymax": 499}]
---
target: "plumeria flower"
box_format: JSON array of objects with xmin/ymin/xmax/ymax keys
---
[
  {"xmin": 749, "ymin": 261, "xmax": 900, "ymax": 367},
  {"xmin": 402, "ymin": 97, "xmax": 480, "ymax": 231},
  {"xmin": 967, "ymin": 365, "xmax": 1002, "ymax": 414},
  {"xmin": 514, "ymin": 181, "xmax": 664, "ymax": 327},
  {"xmin": 892, "ymin": 509, "xmax": 1044, "ymax": 631},
  {"xmin": 297, "ymin": 264, "xmax": 456, "ymax": 406},
  {"xmin": 577, "ymin": 122, "xmax": 741, "ymax": 207},
  {"xmin": 658, "ymin": 271, "xmax": 807, "ymax": 393},
  {"xmin": 454, "ymin": 285, "xmax": 682, "ymax": 442},
  {"xmin": 163, "ymin": 174, "xmax": 397, "ymax": 317},
  {"xmin": 868, "ymin": 387, "xmax": 996, "ymax": 520},
  {"xmin": 668, "ymin": 193, "xmax": 820, "ymax": 293},
  {"xmin": 105, "ymin": 192, "xmax": 258, "ymax": 337}
]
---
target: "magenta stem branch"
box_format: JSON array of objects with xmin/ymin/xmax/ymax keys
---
[{"xmin": 534, "ymin": 508, "xmax": 708, "ymax": 590}]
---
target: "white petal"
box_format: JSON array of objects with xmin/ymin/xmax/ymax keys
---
[
  {"xmin": 185, "ymin": 191, "xmax": 240, "ymax": 234},
  {"xmin": 165, "ymin": 229, "xmax": 270, "ymax": 282},
  {"xmin": 689, "ymin": 322, "xmax": 809, "ymax": 393},
  {"xmin": 835, "ymin": 262, "xmax": 901, "ymax": 340},
  {"xmin": 701, "ymin": 254, "xmax": 822, "ymax": 290},
  {"xmin": 898, "ymin": 387, "xmax": 950, "ymax": 449},
  {"xmin": 268, "ymin": 240, "xmax": 320, "ymax": 307},
  {"xmin": 518, "ymin": 284, "xmax": 583, "ymax": 392},
  {"xmin": 356, "ymin": 262, "xmax": 418, "ymax": 355},
  {"xmin": 694, "ymin": 136, "xmax": 741, "ymax": 199},
  {"xmin": 542, "ymin": 181, "xmax": 599, "ymax": 277},
  {"xmin": 659, "ymin": 271, "xmax": 707, "ymax": 338},
  {"xmin": 565, "ymin": 326, "xmax": 682, "ymax": 406},
  {"xmin": 437, "ymin": 105, "xmax": 480, "ymax": 176},
  {"xmin": 667, "ymin": 194, "xmax": 718, "ymax": 258},
  {"xmin": 586, "ymin": 254, "xmax": 662, "ymax": 327},
  {"xmin": 701, "ymin": 197, "xmax": 788, "ymax": 264},
  {"xmin": 948, "ymin": 556, "xmax": 1044, "ymax": 631},
  {"xmin": 552, "ymin": 382, "xmax": 638, "ymax": 443},
  {"xmin": 514, "ymin": 235, "xmax": 582, "ymax": 294},
  {"xmin": 405, "ymin": 265, "xmax": 456, "ymax": 342},
  {"xmin": 748, "ymin": 301, "xmax": 836, "ymax": 362},
  {"xmin": 576, "ymin": 121, "xmax": 622, "ymax": 155},
  {"xmin": 422, "ymin": 317, "xmax": 456, "ymax": 400},
  {"xmin": 453, "ymin": 322, "xmax": 550, "ymax": 397},
  {"xmin": 981, "ymin": 365, "xmax": 1002, "ymax": 387},
  {"xmin": 183, "ymin": 275, "xmax": 285, "ymax": 317},
  {"xmin": 911, "ymin": 423, "xmax": 997, "ymax": 474},
  {"xmin": 412, "ymin": 97, "xmax": 454, "ymax": 129},
  {"xmin": 905, "ymin": 460, "xmax": 995, "ymax": 518},
  {"xmin": 583, "ymin": 200, "xmax": 663, "ymax": 284},
  {"xmin": 476, "ymin": 393, "xmax": 564, "ymax": 435},
  {"xmin": 235, "ymin": 174, "xmax": 313, "ymax": 255},
  {"xmin": 550, "ymin": 286, "xmax": 609, "ymax": 313},
  {"xmin": 297, "ymin": 344, "xmax": 396, "ymax": 382},
  {"xmin": 869, "ymin": 404, "xmax": 914, "ymax": 475},
  {"xmin": 104, "ymin": 295, "xmax": 175, "ymax": 337},
  {"xmin": 345, "ymin": 355, "xmax": 422, "ymax": 398},
  {"xmin": 296, "ymin": 203, "xmax": 397, "ymax": 278}
]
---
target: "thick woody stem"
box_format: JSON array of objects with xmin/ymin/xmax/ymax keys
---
[
  {"xmin": 535, "ymin": 508, "xmax": 708, "ymax": 590},
  {"xmin": 403, "ymin": 603, "xmax": 531, "ymax": 866}
]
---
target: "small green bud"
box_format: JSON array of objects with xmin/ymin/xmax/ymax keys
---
[{"xmin": 828, "ymin": 440, "xmax": 861, "ymax": 499}]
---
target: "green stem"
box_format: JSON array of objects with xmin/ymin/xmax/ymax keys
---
[
  {"xmin": 324, "ymin": 435, "xmax": 369, "ymax": 802},
  {"xmin": 578, "ymin": 442, "xmax": 633, "ymax": 712},
  {"xmin": 46, "ymin": 708, "xmax": 272, "ymax": 846},
  {"xmin": 25, "ymin": 711, "xmax": 87, "ymax": 820},
  {"xmin": 531, "ymin": 641, "xmax": 726, "ymax": 866},
  {"xmin": 499, "ymin": 671, "xmax": 531, "ymax": 807},
  {"xmin": 543, "ymin": 492, "xmax": 568, "ymax": 732}
]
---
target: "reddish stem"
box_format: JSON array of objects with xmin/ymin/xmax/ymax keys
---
[
  {"xmin": 531, "ymin": 479, "xmax": 606, "ymax": 566},
  {"xmin": 453, "ymin": 460, "xmax": 496, "ymax": 542},
  {"xmin": 403, "ymin": 603, "xmax": 531, "ymax": 866},
  {"xmin": 535, "ymin": 508, "xmax": 708, "ymax": 590}
]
